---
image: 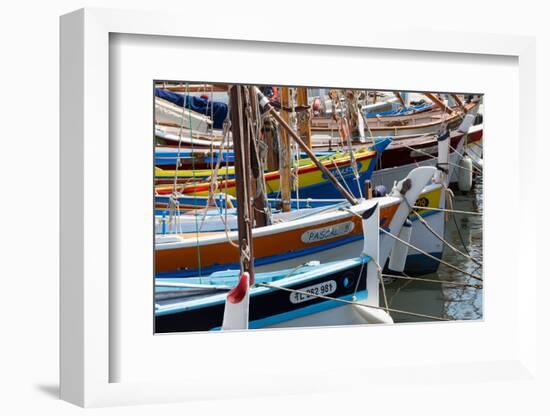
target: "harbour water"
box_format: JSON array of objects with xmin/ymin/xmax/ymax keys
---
[{"xmin": 385, "ymin": 174, "xmax": 483, "ymax": 323}]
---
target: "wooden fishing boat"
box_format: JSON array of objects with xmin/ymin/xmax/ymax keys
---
[
  {"xmin": 155, "ymin": 201, "xmax": 343, "ymax": 234},
  {"xmin": 311, "ymin": 113, "xmax": 482, "ymax": 189},
  {"xmin": 155, "ymin": 166, "xmax": 437, "ymax": 278},
  {"xmin": 154, "ymin": 184, "xmax": 439, "ymax": 234},
  {"xmin": 155, "ymin": 146, "xmax": 234, "ymax": 169},
  {"xmin": 154, "ymin": 146, "xmax": 337, "ymax": 170},
  {"xmin": 153, "ymin": 123, "xmax": 481, "ymax": 195},
  {"xmin": 153, "ymin": 182, "xmax": 445, "ymax": 275},
  {"xmin": 155, "ymin": 113, "xmax": 482, "ymax": 182},
  {"xmin": 310, "ymin": 101, "xmax": 479, "ymax": 140},
  {"xmin": 155, "ymin": 198, "xmax": 387, "ymax": 278},
  {"xmin": 154, "ymin": 151, "xmax": 338, "ymax": 184},
  {"xmin": 154, "ymin": 139, "xmax": 391, "ymax": 199},
  {"xmin": 155, "ymin": 256, "xmax": 390, "ymax": 332},
  {"xmin": 154, "ymin": 194, "xmax": 351, "ymax": 214},
  {"xmin": 373, "ymin": 125, "xmax": 481, "ymax": 189},
  {"xmin": 154, "ymin": 120, "xmax": 467, "ymax": 276}
]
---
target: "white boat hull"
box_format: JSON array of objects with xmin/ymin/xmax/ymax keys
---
[{"xmin": 155, "ymin": 97, "xmax": 212, "ymax": 133}]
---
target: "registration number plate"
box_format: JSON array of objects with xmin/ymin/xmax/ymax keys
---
[{"xmin": 289, "ymin": 280, "xmax": 337, "ymax": 304}]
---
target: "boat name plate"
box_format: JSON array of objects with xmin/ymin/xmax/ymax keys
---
[{"xmin": 301, "ymin": 221, "xmax": 355, "ymax": 243}]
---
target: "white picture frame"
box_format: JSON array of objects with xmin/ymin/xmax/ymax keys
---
[{"xmin": 60, "ymin": 7, "xmax": 539, "ymax": 407}]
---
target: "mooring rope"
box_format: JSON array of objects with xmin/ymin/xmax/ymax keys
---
[
  {"xmin": 445, "ymin": 186, "xmax": 473, "ymax": 257},
  {"xmin": 359, "ymin": 107, "xmax": 375, "ymax": 143},
  {"xmin": 371, "ymin": 257, "xmax": 389, "ymax": 314},
  {"xmin": 343, "ymin": 116, "xmax": 364, "ymax": 199},
  {"xmin": 255, "ymin": 282, "xmax": 450, "ymax": 321},
  {"xmin": 449, "ymin": 143, "xmax": 483, "ymax": 174},
  {"xmin": 464, "ymin": 142, "xmax": 483, "ymax": 161},
  {"xmin": 379, "ymin": 227, "xmax": 482, "ymax": 281},
  {"xmin": 396, "ymin": 140, "xmax": 476, "ymax": 175},
  {"xmin": 436, "ymin": 161, "xmax": 476, "ymax": 175},
  {"xmin": 187, "ymin": 83, "xmax": 202, "ymax": 279},
  {"xmin": 331, "ymin": 158, "xmax": 356, "ymax": 197},
  {"xmin": 411, "ymin": 205, "xmax": 482, "ymax": 216},
  {"xmin": 196, "ymin": 118, "xmax": 231, "ymax": 233},
  {"xmin": 405, "ymin": 200, "xmax": 482, "ymax": 267},
  {"xmin": 339, "ymin": 198, "xmax": 482, "ymax": 279}
]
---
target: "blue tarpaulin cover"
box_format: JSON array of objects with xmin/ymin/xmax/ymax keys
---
[{"xmin": 155, "ymin": 88, "xmax": 228, "ymax": 129}]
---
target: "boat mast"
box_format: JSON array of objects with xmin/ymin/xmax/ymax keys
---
[
  {"xmin": 246, "ymin": 86, "xmax": 270, "ymax": 227},
  {"xmin": 229, "ymin": 85, "xmax": 255, "ymax": 280},
  {"xmin": 262, "ymin": 116, "xmax": 279, "ymax": 172},
  {"xmin": 344, "ymin": 90, "xmax": 367, "ymax": 143},
  {"xmin": 279, "ymin": 87, "xmax": 293, "ymax": 212},
  {"xmin": 296, "ymin": 87, "xmax": 312, "ymax": 148}
]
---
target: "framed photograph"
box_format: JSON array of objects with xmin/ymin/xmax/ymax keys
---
[{"xmin": 60, "ymin": 8, "xmax": 538, "ymax": 407}]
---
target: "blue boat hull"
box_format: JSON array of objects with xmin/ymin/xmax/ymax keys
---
[{"xmin": 155, "ymin": 259, "xmax": 368, "ymax": 333}]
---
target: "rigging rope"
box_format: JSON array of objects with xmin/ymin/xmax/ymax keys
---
[
  {"xmin": 405, "ymin": 199, "xmax": 482, "ymax": 267},
  {"xmin": 449, "ymin": 143, "xmax": 482, "ymax": 174},
  {"xmin": 379, "ymin": 227, "xmax": 482, "ymax": 282},
  {"xmin": 411, "ymin": 205, "xmax": 482, "ymax": 216},
  {"xmin": 187, "ymin": 83, "xmax": 202, "ymax": 278},
  {"xmin": 445, "ymin": 186, "xmax": 474, "ymax": 257}
]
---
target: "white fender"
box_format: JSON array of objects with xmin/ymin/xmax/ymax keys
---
[
  {"xmin": 458, "ymin": 156, "xmax": 473, "ymax": 192},
  {"xmin": 221, "ymin": 272, "xmax": 251, "ymax": 330},
  {"xmin": 388, "ymin": 219, "xmax": 412, "ymax": 273}
]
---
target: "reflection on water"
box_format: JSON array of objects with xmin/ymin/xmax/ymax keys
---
[{"xmin": 385, "ymin": 175, "xmax": 483, "ymax": 323}]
